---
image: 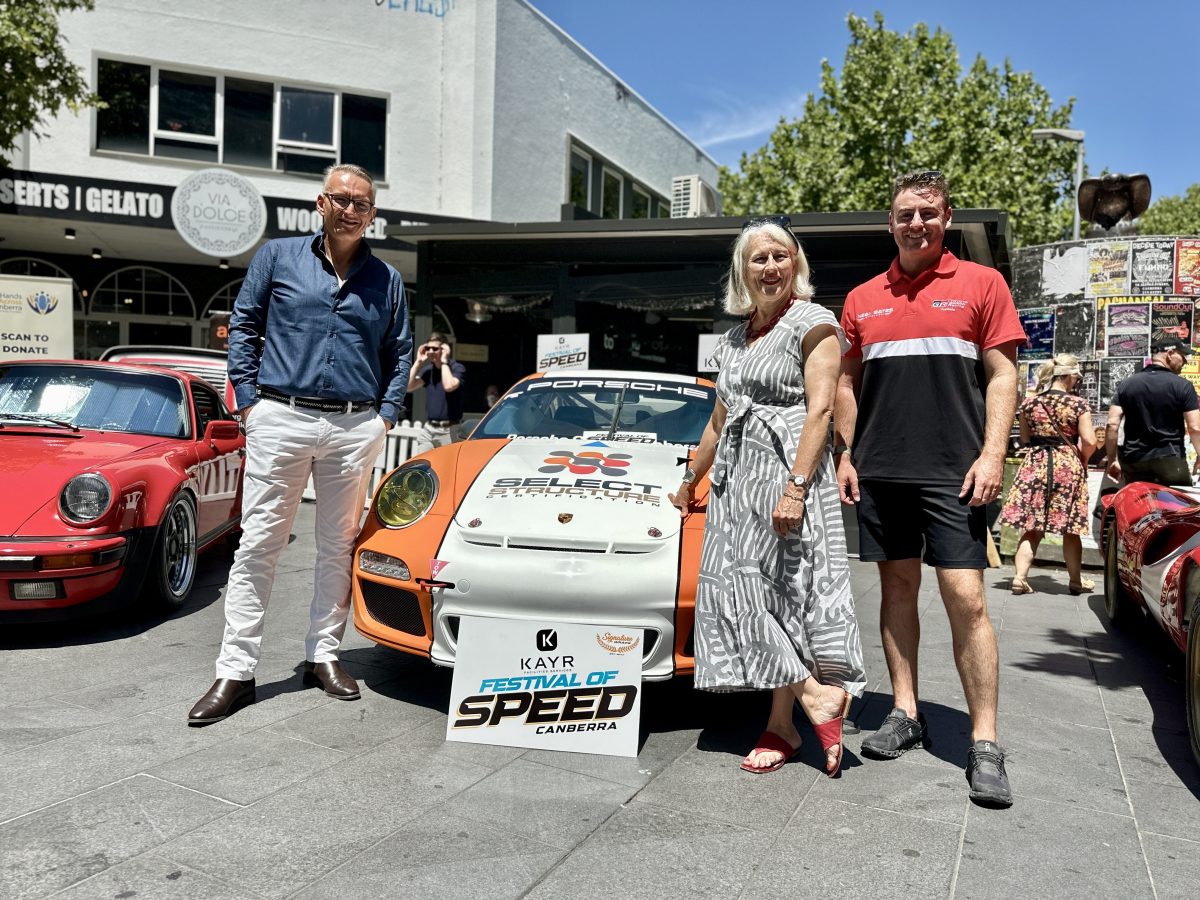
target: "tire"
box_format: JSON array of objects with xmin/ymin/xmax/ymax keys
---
[
  {"xmin": 1104, "ymin": 525, "xmax": 1135, "ymax": 626},
  {"xmin": 1188, "ymin": 613, "xmax": 1200, "ymax": 768},
  {"xmin": 146, "ymin": 494, "xmax": 198, "ymax": 610}
]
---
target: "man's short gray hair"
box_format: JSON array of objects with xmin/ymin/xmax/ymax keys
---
[{"xmin": 323, "ymin": 163, "xmax": 375, "ymax": 201}]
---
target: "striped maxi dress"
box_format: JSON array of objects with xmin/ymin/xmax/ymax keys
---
[{"xmin": 694, "ymin": 300, "xmax": 866, "ymax": 696}]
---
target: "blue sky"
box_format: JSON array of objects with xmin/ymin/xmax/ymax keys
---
[{"xmin": 527, "ymin": 0, "xmax": 1199, "ymax": 202}]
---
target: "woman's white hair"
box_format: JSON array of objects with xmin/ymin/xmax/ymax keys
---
[{"xmin": 722, "ymin": 222, "xmax": 815, "ymax": 316}]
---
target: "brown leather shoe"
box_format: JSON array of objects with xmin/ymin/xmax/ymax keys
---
[
  {"xmin": 187, "ymin": 678, "xmax": 255, "ymax": 726},
  {"xmin": 303, "ymin": 660, "xmax": 360, "ymax": 699}
]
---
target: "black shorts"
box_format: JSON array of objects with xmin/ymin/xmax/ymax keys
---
[{"xmin": 856, "ymin": 479, "xmax": 987, "ymax": 569}]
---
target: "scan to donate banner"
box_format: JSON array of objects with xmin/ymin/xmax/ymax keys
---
[
  {"xmin": 536, "ymin": 333, "xmax": 590, "ymax": 371},
  {"xmin": 446, "ymin": 616, "xmax": 643, "ymax": 757},
  {"xmin": 0, "ymin": 274, "xmax": 74, "ymax": 361}
]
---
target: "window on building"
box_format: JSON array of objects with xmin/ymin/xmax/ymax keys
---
[
  {"xmin": 97, "ymin": 60, "xmax": 150, "ymax": 154},
  {"xmin": 602, "ymin": 169, "xmax": 622, "ymax": 219},
  {"xmin": 223, "ymin": 79, "xmax": 273, "ymax": 168},
  {"xmin": 653, "ymin": 197, "xmax": 672, "ymax": 218},
  {"xmin": 94, "ymin": 60, "xmax": 386, "ymax": 177},
  {"xmin": 91, "ymin": 267, "xmax": 195, "ymax": 318},
  {"xmin": 569, "ymin": 151, "xmax": 591, "ymax": 209},
  {"xmin": 631, "ymin": 186, "xmax": 650, "ymax": 219}
]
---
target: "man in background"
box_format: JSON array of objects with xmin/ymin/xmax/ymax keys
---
[
  {"xmin": 409, "ymin": 331, "xmax": 466, "ymax": 454},
  {"xmin": 1106, "ymin": 338, "xmax": 1200, "ymax": 486}
]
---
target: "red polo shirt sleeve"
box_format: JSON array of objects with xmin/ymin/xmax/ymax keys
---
[
  {"xmin": 840, "ymin": 294, "xmax": 863, "ymax": 359},
  {"xmin": 977, "ymin": 269, "xmax": 1027, "ymax": 350}
]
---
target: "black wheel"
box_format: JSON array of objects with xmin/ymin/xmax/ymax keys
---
[
  {"xmin": 1188, "ymin": 613, "xmax": 1200, "ymax": 768},
  {"xmin": 1104, "ymin": 525, "xmax": 1135, "ymax": 626},
  {"xmin": 147, "ymin": 494, "xmax": 198, "ymax": 609}
]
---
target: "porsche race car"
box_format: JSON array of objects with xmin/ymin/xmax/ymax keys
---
[
  {"xmin": 1101, "ymin": 480, "xmax": 1200, "ymax": 765},
  {"xmin": 351, "ymin": 370, "xmax": 716, "ymax": 679}
]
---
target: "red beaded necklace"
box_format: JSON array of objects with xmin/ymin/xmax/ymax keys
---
[{"xmin": 746, "ymin": 296, "xmax": 795, "ymax": 341}]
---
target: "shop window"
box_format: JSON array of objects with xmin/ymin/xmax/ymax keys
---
[
  {"xmin": 96, "ymin": 60, "xmax": 150, "ymax": 154},
  {"xmin": 0, "ymin": 257, "xmax": 84, "ymax": 311},
  {"xmin": 631, "ymin": 186, "xmax": 650, "ymax": 219},
  {"xmin": 569, "ymin": 150, "xmax": 591, "ymax": 209},
  {"xmin": 602, "ymin": 169, "xmax": 622, "ymax": 219},
  {"xmin": 92, "ymin": 266, "xmax": 195, "ymax": 318},
  {"xmin": 204, "ymin": 280, "xmax": 244, "ymax": 318}
]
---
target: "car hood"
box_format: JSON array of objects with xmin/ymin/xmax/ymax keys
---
[
  {"xmin": 0, "ymin": 431, "xmax": 170, "ymax": 533},
  {"xmin": 453, "ymin": 439, "xmax": 690, "ymax": 545}
]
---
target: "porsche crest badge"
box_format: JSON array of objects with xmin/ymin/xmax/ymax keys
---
[{"xmin": 557, "ymin": 513, "xmax": 574, "ymax": 524}]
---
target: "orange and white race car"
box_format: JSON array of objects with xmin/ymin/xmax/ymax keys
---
[{"xmin": 351, "ymin": 370, "xmax": 715, "ymax": 679}]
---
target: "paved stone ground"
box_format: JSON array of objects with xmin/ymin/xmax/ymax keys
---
[{"xmin": 3, "ymin": 503, "xmax": 1199, "ymax": 899}]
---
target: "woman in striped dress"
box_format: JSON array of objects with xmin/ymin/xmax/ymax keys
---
[{"xmin": 668, "ymin": 218, "xmax": 866, "ymax": 777}]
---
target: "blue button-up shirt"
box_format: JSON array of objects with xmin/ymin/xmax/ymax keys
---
[{"xmin": 228, "ymin": 232, "xmax": 412, "ymax": 423}]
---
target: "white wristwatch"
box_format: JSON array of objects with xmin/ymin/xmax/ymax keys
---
[
  {"xmin": 681, "ymin": 468, "xmax": 697, "ymax": 484},
  {"xmin": 787, "ymin": 473, "xmax": 808, "ymax": 490}
]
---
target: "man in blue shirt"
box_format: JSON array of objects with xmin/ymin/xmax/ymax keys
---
[
  {"xmin": 408, "ymin": 331, "xmax": 466, "ymax": 453},
  {"xmin": 189, "ymin": 163, "xmax": 412, "ymax": 725}
]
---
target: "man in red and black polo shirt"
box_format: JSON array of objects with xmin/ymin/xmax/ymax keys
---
[{"xmin": 835, "ymin": 170, "xmax": 1026, "ymax": 807}]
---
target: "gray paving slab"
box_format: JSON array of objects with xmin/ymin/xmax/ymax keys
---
[
  {"xmin": 438, "ymin": 757, "xmax": 637, "ymax": 851},
  {"xmin": 525, "ymin": 799, "xmax": 768, "ymax": 900},
  {"xmin": 50, "ymin": 852, "xmax": 258, "ymax": 900},
  {"xmin": 292, "ymin": 811, "xmax": 564, "ymax": 900},
  {"xmin": 1141, "ymin": 834, "xmax": 1200, "ymax": 900},
  {"xmin": 742, "ymin": 797, "xmax": 961, "ymax": 896},
  {"xmin": 1124, "ymin": 778, "xmax": 1200, "ymax": 843},
  {"xmin": 954, "ymin": 798, "xmax": 1151, "ymax": 899},
  {"xmin": 0, "ymin": 774, "xmax": 235, "ymax": 900}
]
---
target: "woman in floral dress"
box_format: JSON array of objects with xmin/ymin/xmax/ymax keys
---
[{"xmin": 999, "ymin": 354, "xmax": 1097, "ymax": 594}]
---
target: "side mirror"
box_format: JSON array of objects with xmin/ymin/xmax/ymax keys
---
[{"xmin": 204, "ymin": 420, "xmax": 241, "ymax": 442}]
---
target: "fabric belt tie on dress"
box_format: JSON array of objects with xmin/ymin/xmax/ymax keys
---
[
  {"xmin": 427, "ymin": 419, "xmax": 459, "ymax": 428},
  {"xmin": 1027, "ymin": 435, "xmax": 1068, "ymax": 448},
  {"xmin": 258, "ymin": 386, "xmax": 374, "ymax": 414},
  {"xmin": 709, "ymin": 395, "xmax": 795, "ymax": 489}
]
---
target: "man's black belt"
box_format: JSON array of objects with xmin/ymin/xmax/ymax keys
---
[
  {"xmin": 427, "ymin": 419, "xmax": 460, "ymax": 428},
  {"xmin": 259, "ymin": 387, "xmax": 374, "ymax": 414}
]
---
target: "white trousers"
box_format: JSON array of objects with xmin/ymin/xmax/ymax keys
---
[{"xmin": 215, "ymin": 398, "xmax": 387, "ymax": 680}]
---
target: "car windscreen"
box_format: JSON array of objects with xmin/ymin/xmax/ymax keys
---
[
  {"xmin": 470, "ymin": 376, "xmax": 715, "ymax": 446},
  {"xmin": 0, "ymin": 365, "xmax": 188, "ymax": 437}
]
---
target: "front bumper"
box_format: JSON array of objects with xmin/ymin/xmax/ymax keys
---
[
  {"xmin": 352, "ymin": 522, "xmax": 692, "ymax": 680},
  {"xmin": 0, "ymin": 529, "xmax": 152, "ymax": 622}
]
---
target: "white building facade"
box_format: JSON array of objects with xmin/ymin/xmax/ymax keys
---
[{"xmin": 1, "ymin": 0, "xmax": 719, "ymax": 357}]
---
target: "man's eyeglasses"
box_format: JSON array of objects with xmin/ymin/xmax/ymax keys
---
[{"xmin": 323, "ymin": 192, "xmax": 374, "ymax": 215}]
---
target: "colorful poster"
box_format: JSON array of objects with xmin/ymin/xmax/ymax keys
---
[
  {"xmin": 1105, "ymin": 302, "xmax": 1150, "ymax": 358},
  {"xmin": 1100, "ymin": 357, "xmax": 1139, "ymax": 411},
  {"xmin": 1017, "ymin": 307, "xmax": 1054, "ymax": 360},
  {"xmin": 1078, "ymin": 359, "xmax": 1101, "ymax": 417},
  {"xmin": 1180, "ymin": 358, "xmax": 1200, "ymax": 402},
  {"xmin": 1150, "ymin": 301, "xmax": 1193, "ymax": 347},
  {"xmin": 1177, "ymin": 239, "xmax": 1200, "ymax": 296},
  {"xmin": 1051, "ymin": 301, "xmax": 1095, "ymax": 357},
  {"xmin": 1131, "ymin": 239, "xmax": 1176, "ymax": 295},
  {"xmin": 1018, "ymin": 361, "xmax": 1039, "ymax": 397},
  {"xmin": 1086, "ymin": 240, "xmax": 1132, "ymax": 298}
]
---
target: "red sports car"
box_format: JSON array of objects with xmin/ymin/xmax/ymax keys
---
[
  {"xmin": 0, "ymin": 359, "xmax": 245, "ymax": 622},
  {"xmin": 1101, "ymin": 480, "xmax": 1200, "ymax": 764}
]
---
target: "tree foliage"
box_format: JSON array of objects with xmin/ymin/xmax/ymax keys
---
[
  {"xmin": 0, "ymin": 0, "xmax": 99, "ymax": 165},
  {"xmin": 1139, "ymin": 184, "xmax": 1200, "ymax": 237},
  {"xmin": 719, "ymin": 12, "xmax": 1079, "ymax": 247}
]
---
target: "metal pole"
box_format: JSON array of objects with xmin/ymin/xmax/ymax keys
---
[{"xmin": 1072, "ymin": 141, "xmax": 1084, "ymax": 241}]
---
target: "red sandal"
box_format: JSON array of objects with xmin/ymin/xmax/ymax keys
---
[
  {"xmin": 812, "ymin": 691, "xmax": 852, "ymax": 777},
  {"xmin": 739, "ymin": 730, "xmax": 802, "ymax": 774}
]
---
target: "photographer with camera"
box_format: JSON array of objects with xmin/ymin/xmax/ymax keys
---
[{"xmin": 408, "ymin": 331, "xmax": 466, "ymax": 454}]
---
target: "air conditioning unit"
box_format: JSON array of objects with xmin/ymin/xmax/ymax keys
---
[{"xmin": 671, "ymin": 175, "xmax": 720, "ymax": 218}]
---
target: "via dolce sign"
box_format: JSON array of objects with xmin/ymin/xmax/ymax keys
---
[{"xmin": 171, "ymin": 168, "xmax": 267, "ymax": 258}]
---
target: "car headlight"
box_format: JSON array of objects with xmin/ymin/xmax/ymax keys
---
[
  {"xmin": 59, "ymin": 473, "xmax": 114, "ymax": 524},
  {"xmin": 375, "ymin": 461, "xmax": 437, "ymax": 528}
]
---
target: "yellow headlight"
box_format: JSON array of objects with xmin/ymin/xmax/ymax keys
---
[{"xmin": 375, "ymin": 462, "xmax": 438, "ymax": 528}]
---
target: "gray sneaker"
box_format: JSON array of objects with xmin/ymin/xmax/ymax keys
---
[
  {"xmin": 861, "ymin": 707, "xmax": 930, "ymax": 759},
  {"xmin": 966, "ymin": 740, "xmax": 1013, "ymax": 807}
]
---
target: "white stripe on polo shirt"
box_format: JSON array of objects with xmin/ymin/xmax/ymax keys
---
[{"xmin": 862, "ymin": 336, "xmax": 979, "ymax": 361}]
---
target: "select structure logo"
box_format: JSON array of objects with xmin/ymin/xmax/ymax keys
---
[{"xmin": 539, "ymin": 449, "xmax": 633, "ymax": 476}]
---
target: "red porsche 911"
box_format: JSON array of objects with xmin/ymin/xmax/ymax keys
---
[{"xmin": 0, "ymin": 359, "xmax": 244, "ymax": 622}]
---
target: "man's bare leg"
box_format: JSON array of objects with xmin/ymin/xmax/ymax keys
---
[
  {"xmin": 879, "ymin": 559, "xmax": 923, "ymax": 718},
  {"xmin": 936, "ymin": 566, "xmax": 998, "ymax": 744}
]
